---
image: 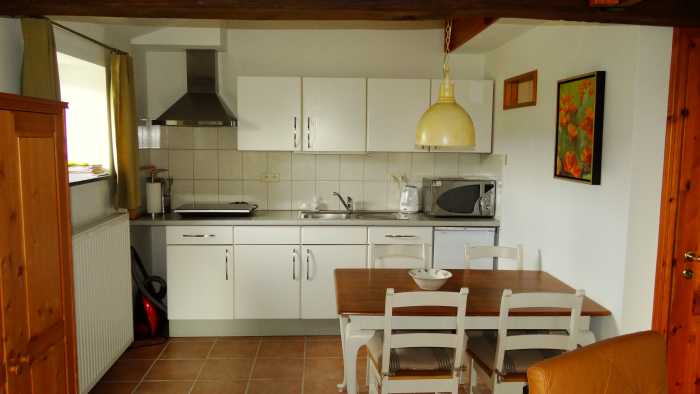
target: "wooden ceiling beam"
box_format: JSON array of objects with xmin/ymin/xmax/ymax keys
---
[
  {"xmin": 447, "ymin": 17, "xmax": 497, "ymax": 53},
  {"xmin": 1, "ymin": 0, "xmax": 698, "ymax": 27}
]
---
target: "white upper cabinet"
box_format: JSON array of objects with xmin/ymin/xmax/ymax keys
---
[
  {"xmin": 430, "ymin": 79, "xmax": 494, "ymax": 153},
  {"xmin": 367, "ymin": 79, "xmax": 430, "ymax": 152},
  {"xmin": 302, "ymin": 77, "xmax": 367, "ymax": 152},
  {"xmin": 237, "ymin": 76, "xmax": 302, "ymax": 151}
]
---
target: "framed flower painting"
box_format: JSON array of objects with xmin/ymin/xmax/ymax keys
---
[{"xmin": 554, "ymin": 71, "xmax": 605, "ymax": 184}]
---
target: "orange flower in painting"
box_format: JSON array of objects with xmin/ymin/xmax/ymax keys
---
[
  {"xmin": 567, "ymin": 123, "xmax": 578, "ymax": 140},
  {"xmin": 582, "ymin": 146, "xmax": 592, "ymax": 166},
  {"xmin": 556, "ymin": 157, "xmax": 562, "ymax": 174},
  {"xmin": 559, "ymin": 110, "xmax": 570, "ymax": 126},
  {"xmin": 581, "ymin": 107, "xmax": 595, "ymax": 139},
  {"xmin": 578, "ymin": 79, "xmax": 595, "ymax": 101},
  {"xmin": 563, "ymin": 151, "xmax": 582, "ymax": 178}
]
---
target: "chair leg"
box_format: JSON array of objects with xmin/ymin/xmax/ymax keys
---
[{"xmin": 469, "ymin": 358, "xmax": 478, "ymax": 394}]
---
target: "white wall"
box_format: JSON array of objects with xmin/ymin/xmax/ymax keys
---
[
  {"xmin": 0, "ymin": 18, "xmax": 22, "ymax": 94},
  {"xmin": 485, "ymin": 23, "xmax": 672, "ymax": 338}
]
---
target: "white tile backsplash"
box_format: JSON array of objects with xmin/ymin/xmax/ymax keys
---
[{"xmin": 149, "ymin": 127, "xmax": 503, "ymax": 210}]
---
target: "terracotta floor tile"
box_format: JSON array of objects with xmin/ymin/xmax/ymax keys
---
[
  {"xmin": 306, "ymin": 339, "xmax": 341, "ymax": 357},
  {"xmin": 134, "ymin": 381, "xmax": 193, "ymax": 394},
  {"xmin": 303, "ymin": 378, "xmax": 355, "ymax": 394},
  {"xmin": 168, "ymin": 336, "xmax": 215, "ymax": 342},
  {"xmin": 89, "ymin": 381, "xmax": 138, "ymax": 394},
  {"xmin": 306, "ymin": 335, "xmax": 341, "ymax": 342},
  {"xmin": 260, "ymin": 335, "xmax": 305, "ymax": 342},
  {"xmin": 190, "ymin": 380, "xmax": 247, "ymax": 394},
  {"xmin": 198, "ymin": 358, "xmax": 253, "ymax": 380},
  {"xmin": 252, "ymin": 357, "xmax": 304, "ymax": 379},
  {"xmin": 121, "ymin": 341, "xmax": 167, "ymax": 360},
  {"xmin": 258, "ymin": 341, "xmax": 305, "ymax": 357},
  {"xmin": 160, "ymin": 341, "xmax": 213, "ymax": 359},
  {"xmin": 144, "ymin": 359, "xmax": 204, "ymax": 381},
  {"xmin": 209, "ymin": 340, "xmax": 259, "ymax": 358},
  {"xmin": 247, "ymin": 379, "xmax": 301, "ymax": 394},
  {"xmin": 102, "ymin": 359, "xmax": 154, "ymax": 382},
  {"xmin": 217, "ymin": 336, "xmax": 262, "ymax": 342},
  {"xmin": 304, "ymin": 357, "xmax": 344, "ymax": 382}
]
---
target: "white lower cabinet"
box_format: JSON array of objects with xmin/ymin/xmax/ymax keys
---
[
  {"xmin": 301, "ymin": 245, "xmax": 367, "ymax": 319},
  {"xmin": 234, "ymin": 245, "xmax": 301, "ymax": 319},
  {"xmin": 167, "ymin": 245, "xmax": 234, "ymax": 319}
]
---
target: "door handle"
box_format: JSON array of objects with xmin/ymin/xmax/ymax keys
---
[
  {"xmin": 225, "ymin": 249, "xmax": 229, "ymax": 281},
  {"xmin": 306, "ymin": 248, "xmax": 311, "ymax": 280},
  {"xmin": 684, "ymin": 251, "xmax": 700, "ymax": 262}
]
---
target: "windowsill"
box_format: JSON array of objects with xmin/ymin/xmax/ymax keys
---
[{"xmin": 69, "ymin": 172, "xmax": 112, "ymax": 186}]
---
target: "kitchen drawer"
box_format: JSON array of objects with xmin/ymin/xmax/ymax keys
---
[
  {"xmin": 368, "ymin": 227, "xmax": 433, "ymax": 245},
  {"xmin": 166, "ymin": 226, "xmax": 233, "ymax": 245},
  {"xmin": 234, "ymin": 226, "xmax": 300, "ymax": 244},
  {"xmin": 302, "ymin": 226, "xmax": 367, "ymax": 244}
]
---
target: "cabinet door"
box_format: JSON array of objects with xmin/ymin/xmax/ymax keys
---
[
  {"xmin": 235, "ymin": 245, "xmax": 300, "ymax": 319},
  {"xmin": 302, "ymin": 77, "xmax": 366, "ymax": 152},
  {"xmin": 237, "ymin": 76, "xmax": 302, "ymax": 151},
  {"xmin": 301, "ymin": 245, "xmax": 367, "ymax": 319},
  {"xmin": 167, "ymin": 245, "xmax": 233, "ymax": 319},
  {"xmin": 367, "ymin": 79, "xmax": 430, "ymax": 152},
  {"xmin": 430, "ymin": 79, "xmax": 494, "ymax": 153}
]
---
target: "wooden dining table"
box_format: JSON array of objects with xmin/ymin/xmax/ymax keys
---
[{"xmin": 334, "ymin": 268, "xmax": 610, "ymax": 394}]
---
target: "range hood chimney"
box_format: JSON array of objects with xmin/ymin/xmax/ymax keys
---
[{"xmin": 153, "ymin": 49, "xmax": 236, "ymax": 127}]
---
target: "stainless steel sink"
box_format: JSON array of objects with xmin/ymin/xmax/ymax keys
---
[
  {"xmin": 298, "ymin": 211, "xmax": 351, "ymax": 219},
  {"xmin": 298, "ymin": 210, "xmax": 411, "ymax": 220}
]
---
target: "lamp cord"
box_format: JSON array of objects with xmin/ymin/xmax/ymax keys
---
[{"xmin": 443, "ymin": 18, "xmax": 453, "ymax": 74}]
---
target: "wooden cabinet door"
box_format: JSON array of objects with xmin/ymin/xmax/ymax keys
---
[
  {"xmin": 234, "ymin": 245, "xmax": 300, "ymax": 319},
  {"xmin": 167, "ymin": 245, "xmax": 234, "ymax": 319},
  {"xmin": 430, "ymin": 79, "xmax": 494, "ymax": 153},
  {"xmin": 301, "ymin": 245, "xmax": 367, "ymax": 319},
  {"xmin": 237, "ymin": 76, "xmax": 302, "ymax": 151},
  {"xmin": 367, "ymin": 78, "xmax": 430, "ymax": 152},
  {"xmin": 0, "ymin": 95, "xmax": 76, "ymax": 394},
  {"xmin": 302, "ymin": 77, "xmax": 366, "ymax": 152}
]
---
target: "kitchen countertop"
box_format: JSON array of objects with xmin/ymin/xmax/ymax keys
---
[{"xmin": 130, "ymin": 210, "xmax": 500, "ymax": 227}]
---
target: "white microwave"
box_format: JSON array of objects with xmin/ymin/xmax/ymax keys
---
[{"xmin": 422, "ymin": 178, "xmax": 496, "ymax": 217}]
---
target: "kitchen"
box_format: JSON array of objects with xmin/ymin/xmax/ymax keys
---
[{"xmin": 0, "ymin": 3, "xmax": 697, "ymax": 394}]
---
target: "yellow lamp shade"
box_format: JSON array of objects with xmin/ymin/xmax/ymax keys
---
[{"xmin": 416, "ymin": 75, "xmax": 475, "ymax": 147}]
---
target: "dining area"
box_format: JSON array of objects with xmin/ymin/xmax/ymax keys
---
[{"xmin": 334, "ymin": 245, "xmax": 664, "ymax": 394}]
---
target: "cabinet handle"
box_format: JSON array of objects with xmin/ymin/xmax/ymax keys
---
[
  {"xmin": 292, "ymin": 248, "xmax": 297, "ymax": 280},
  {"xmin": 293, "ymin": 116, "xmax": 298, "ymax": 148},
  {"xmin": 306, "ymin": 117, "xmax": 311, "ymax": 149},
  {"xmin": 225, "ymin": 249, "xmax": 229, "ymax": 281},
  {"xmin": 306, "ymin": 248, "xmax": 311, "ymax": 281},
  {"xmin": 294, "ymin": 116, "xmax": 297, "ymax": 130},
  {"xmin": 385, "ymin": 234, "xmax": 417, "ymax": 238},
  {"xmin": 182, "ymin": 234, "xmax": 215, "ymax": 238},
  {"xmin": 307, "ymin": 132, "xmax": 311, "ymax": 149}
]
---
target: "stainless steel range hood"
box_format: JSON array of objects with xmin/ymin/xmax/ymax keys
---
[{"xmin": 153, "ymin": 49, "xmax": 236, "ymax": 127}]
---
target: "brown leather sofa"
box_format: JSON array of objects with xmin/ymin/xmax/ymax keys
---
[{"xmin": 527, "ymin": 331, "xmax": 667, "ymax": 394}]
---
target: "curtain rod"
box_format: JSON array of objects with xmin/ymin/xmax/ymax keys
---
[{"xmin": 46, "ymin": 18, "xmax": 128, "ymax": 56}]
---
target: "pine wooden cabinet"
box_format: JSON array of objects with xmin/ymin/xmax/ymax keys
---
[
  {"xmin": 237, "ymin": 76, "xmax": 302, "ymax": 151},
  {"xmin": 302, "ymin": 77, "xmax": 367, "ymax": 152},
  {"xmin": 0, "ymin": 93, "xmax": 77, "ymax": 394},
  {"xmin": 366, "ymin": 78, "xmax": 430, "ymax": 152},
  {"xmin": 430, "ymin": 79, "xmax": 494, "ymax": 153}
]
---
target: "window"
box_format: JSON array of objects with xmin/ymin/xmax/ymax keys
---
[{"xmin": 57, "ymin": 52, "xmax": 112, "ymax": 184}]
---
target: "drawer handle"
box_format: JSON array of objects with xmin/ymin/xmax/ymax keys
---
[
  {"xmin": 385, "ymin": 234, "xmax": 417, "ymax": 238},
  {"xmin": 182, "ymin": 234, "xmax": 215, "ymax": 238}
]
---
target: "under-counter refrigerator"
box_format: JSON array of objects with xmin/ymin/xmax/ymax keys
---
[{"xmin": 433, "ymin": 227, "xmax": 497, "ymax": 270}]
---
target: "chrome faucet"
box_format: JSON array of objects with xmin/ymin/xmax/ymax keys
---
[{"xmin": 332, "ymin": 192, "xmax": 354, "ymax": 212}]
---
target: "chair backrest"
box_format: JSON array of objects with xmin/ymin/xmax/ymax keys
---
[
  {"xmin": 370, "ymin": 243, "xmax": 428, "ymax": 269},
  {"xmin": 382, "ymin": 288, "xmax": 469, "ymax": 377},
  {"xmin": 494, "ymin": 289, "xmax": 585, "ymax": 375},
  {"xmin": 465, "ymin": 245, "xmax": 524, "ymax": 270}
]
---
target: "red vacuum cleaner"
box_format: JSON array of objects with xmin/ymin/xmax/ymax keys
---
[{"xmin": 131, "ymin": 247, "xmax": 168, "ymax": 339}]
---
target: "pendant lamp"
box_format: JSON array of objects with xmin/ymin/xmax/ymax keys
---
[{"xmin": 416, "ymin": 19, "xmax": 476, "ymax": 147}]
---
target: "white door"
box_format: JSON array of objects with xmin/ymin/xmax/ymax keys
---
[
  {"xmin": 367, "ymin": 78, "xmax": 430, "ymax": 152},
  {"xmin": 301, "ymin": 245, "xmax": 367, "ymax": 319},
  {"xmin": 235, "ymin": 245, "xmax": 300, "ymax": 319},
  {"xmin": 237, "ymin": 76, "xmax": 302, "ymax": 151},
  {"xmin": 433, "ymin": 227, "xmax": 496, "ymax": 270},
  {"xmin": 302, "ymin": 77, "xmax": 366, "ymax": 152},
  {"xmin": 430, "ymin": 79, "xmax": 494, "ymax": 153},
  {"xmin": 167, "ymin": 245, "xmax": 233, "ymax": 319}
]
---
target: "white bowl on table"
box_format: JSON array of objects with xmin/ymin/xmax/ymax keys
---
[{"xmin": 408, "ymin": 268, "xmax": 452, "ymax": 291}]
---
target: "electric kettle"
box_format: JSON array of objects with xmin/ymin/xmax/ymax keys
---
[{"xmin": 399, "ymin": 185, "xmax": 420, "ymax": 213}]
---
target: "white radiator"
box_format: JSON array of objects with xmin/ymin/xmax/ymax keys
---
[{"xmin": 72, "ymin": 213, "xmax": 133, "ymax": 393}]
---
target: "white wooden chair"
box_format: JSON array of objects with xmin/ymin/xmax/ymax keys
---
[
  {"xmin": 465, "ymin": 245, "xmax": 524, "ymax": 270},
  {"xmin": 366, "ymin": 288, "xmax": 469, "ymax": 394},
  {"xmin": 370, "ymin": 243, "xmax": 429, "ymax": 269},
  {"xmin": 466, "ymin": 289, "xmax": 585, "ymax": 394}
]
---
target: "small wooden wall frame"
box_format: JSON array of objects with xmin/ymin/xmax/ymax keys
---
[{"xmin": 503, "ymin": 70, "xmax": 538, "ymax": 110}]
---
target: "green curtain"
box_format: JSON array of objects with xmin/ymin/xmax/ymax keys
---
[
  {"xmin": 20, "ymin": 18, "xmax": 60, "ymax": 100},
  {"xmin": 109, "ymin": 53, "xmax": 141, "ymax": 212}
]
